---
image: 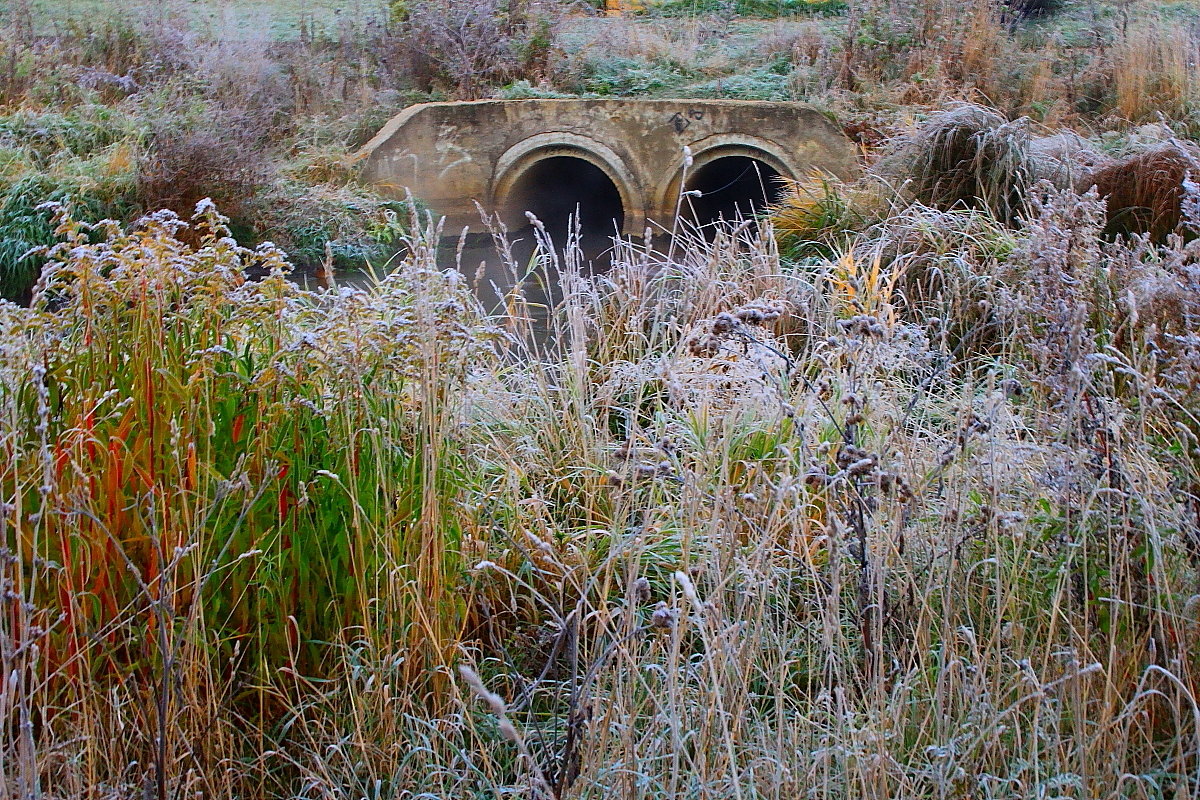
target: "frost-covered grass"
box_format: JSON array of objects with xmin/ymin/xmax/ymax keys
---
[{"xmin": 2, "ymin": 189, "xmax": 1200, "ymax": 797}]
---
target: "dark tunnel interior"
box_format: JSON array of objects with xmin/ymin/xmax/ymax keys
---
[
  {"xmin": 506, "ymin": 156, "xmax": 625, "ymax": 257},
  {"xmin": 681, "ymin": 156, "xmax": 785, "ymax": 231}
]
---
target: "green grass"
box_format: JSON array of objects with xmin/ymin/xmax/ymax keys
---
[{"xmin": 0, "ymin": 105, "xmax": 143, "ymax": 300}]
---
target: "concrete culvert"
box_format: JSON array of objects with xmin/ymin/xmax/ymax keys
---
[
  {"xmin": 505, "ymin": 155, "xmax": 625, "ymax": 251},
  {"xmin": 682, "ymin": 156, "xmax": 785, "ymax": 230}
]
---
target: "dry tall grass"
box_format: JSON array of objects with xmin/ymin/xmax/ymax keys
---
[
  {"xmin": 1, "ymin": 185, "xmax": 1199, "ymax": 797},
  {"xmin": 1112, "ymin": 18, "xmax": 1200, "ymax": 124}
]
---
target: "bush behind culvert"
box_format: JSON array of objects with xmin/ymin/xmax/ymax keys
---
[
  {"xmin": 135, "ymin": 98, "xmax": 276, "ymax": 223},
  {"xmin": 400, "ymin": 0, "xmax": 563, "ymax": 99},
  {"xmin": 875, "ymin": 104, "xmax": 1045, "ymax": 224}
]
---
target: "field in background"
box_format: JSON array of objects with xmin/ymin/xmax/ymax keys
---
[{"xmin": 26, "ymin": 0, "xmax": 389, "ymax": 38}]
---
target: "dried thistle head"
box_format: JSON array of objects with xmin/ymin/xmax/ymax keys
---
[{"xmin": 650, "ymin": 602, "xmax": 678, "ymax": 631}]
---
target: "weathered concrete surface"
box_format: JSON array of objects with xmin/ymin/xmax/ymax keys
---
[{"xmin": 359, "ymin": 99, "xmax": 858, "ymax": 234}]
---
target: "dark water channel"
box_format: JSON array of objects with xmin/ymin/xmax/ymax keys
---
[
  {"xmin": 292, "ymin": 151, "xmax": 788, "ymax": 322},
  {"xmin": 293, "ymin": 223, "xmax": 621, "ymax": 326}
]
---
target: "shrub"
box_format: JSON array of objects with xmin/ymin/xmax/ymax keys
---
[
  {"xmin": 251, "ymin": 179, "xmax": 412, "ymax": 269},
  {"xmin": 496, "ymin": 79, "xmax": 575, "ymax": 99},
  {"xmin": 399, "ymin": 0, "xmax": 564, "ymax": 99},
  {"xmin": 1091, "ymin": 140, "xmax": 1200, "ymax": 241},
  {"xmin": 135, "ymin": 98, "xmax": 274, "ymax": 224}
]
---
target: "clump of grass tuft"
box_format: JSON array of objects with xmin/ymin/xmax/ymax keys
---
[
  {"xmin": 1092, "ymin": 139, "xmax": 1200, "ymax": 241},
  {"xmin": 771, "ymin": 175, "xmax": 881, "ymax": 260},
  {"xmin": 875, "ymin": 103, "xmax": 1041, "ymax": 224}
]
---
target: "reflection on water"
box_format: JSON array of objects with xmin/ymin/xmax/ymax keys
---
[{"xmin": 292, "ymin": 223, "xmax": 624, "ymax": 326}]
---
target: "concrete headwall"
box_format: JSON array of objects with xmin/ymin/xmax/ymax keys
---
[{"xmin": 359, "ymin": 99, "xmax": 858, "ymax": 234}]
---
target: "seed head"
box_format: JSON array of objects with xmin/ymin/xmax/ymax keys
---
[
  {"xmin": 711, "ymin": 313, "xmax": 738, "ymax": 335},
  {"xmin": 458, "ymin": 665, "xmax": 506, "ymax": 717},
  {"xmin": 650, "ymin": 602, "xmax": 678, "ymax": 631},
  {"xmin": 631, "ymin": 577, "xmax": 651, "ymax": 605},
  {"xmin": 686, "ymin": 334, "xmax": 721, "ymax": 357}
]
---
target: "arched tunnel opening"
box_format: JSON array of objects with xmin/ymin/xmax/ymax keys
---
[
  {"xmin": 682, "ymin": 155, "xmax": 785, "ymax": 231},
  {"xmin": 505, "ymin": 155, "xmax": 625, "ymax": 259}
]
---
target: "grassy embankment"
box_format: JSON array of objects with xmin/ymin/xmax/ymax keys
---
[{"xmin": 4, "ymin": 0, "xmax": 1198, "ymax": 300}]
